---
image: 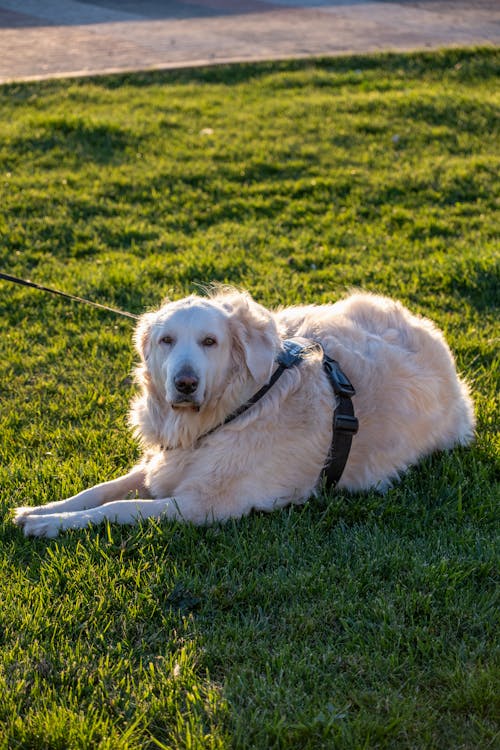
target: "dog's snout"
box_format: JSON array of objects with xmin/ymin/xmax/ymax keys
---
[{"xmin": 174, "ymin": 369, "xmax": 199, "ymax": 395}]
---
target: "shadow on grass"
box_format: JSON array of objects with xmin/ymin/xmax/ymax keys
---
[
  {"xmin": 450, "ymin": 257, "xmax": 500, "ymax": 314},
  {"xmin": 9, "ymin": 116, "xmax": 137, "ymax": 165},
  {"xmin": 92, "ymin": 47, "xmax": 500, "ymax": 89},
  {"xmin": 1, "ymin": 48, "xmax": 497, "ymax": 101}
]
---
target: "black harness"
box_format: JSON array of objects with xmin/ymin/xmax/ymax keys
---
[{"xmin": 214, "ymin": 338, "xmax": 358, "ymax": 489}]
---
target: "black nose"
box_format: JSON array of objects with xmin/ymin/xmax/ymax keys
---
[{"xmin": 174, "ymin": 370, "xmax": 199, "ymax": 395}]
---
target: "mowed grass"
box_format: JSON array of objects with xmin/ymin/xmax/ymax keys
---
[{"xmin": 0, "ymin": 48, "xmax": 499, "ymax": 748}]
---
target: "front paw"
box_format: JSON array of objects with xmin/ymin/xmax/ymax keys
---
[
  {"xmin": 20, "ymin": 513, "xmax": 63, "ymax": 538},
  {"xmin": 12, "ymin": 506, "xmax": 36, "ymax": 527}
]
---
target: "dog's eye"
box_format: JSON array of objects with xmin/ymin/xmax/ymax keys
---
[
  {"xmin": 160, "ymin": 335, "xmax": 174, "ymax": 345},
  {"xmin": 202, "ymin": 337, "xmax": 217, "ymax": 347}
]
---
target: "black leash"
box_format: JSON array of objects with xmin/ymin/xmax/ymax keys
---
[{"xmin": 0, "ymin": 272, "xmax": 139, "ymax": 320}]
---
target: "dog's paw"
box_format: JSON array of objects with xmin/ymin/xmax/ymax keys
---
[
  {"xmin": 20, "ymin": 514, "xmax": 62, "ymax": 538},
  {"xmin": 12, "ymin": 506, "xmax": 35, "ymax": 527}
]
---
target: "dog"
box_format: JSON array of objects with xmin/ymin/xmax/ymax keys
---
[{"xmin": 14, "ymin": 288, "xmax": 475, "ymax": 537}]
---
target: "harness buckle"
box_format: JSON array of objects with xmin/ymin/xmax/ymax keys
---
[
  {"xmin": 334, "ymin": 413, "xmax": 359, "ymax": 434},
  {"xmin": 322, "ymin": 356, "xmax": 356, "ymax": 397}
]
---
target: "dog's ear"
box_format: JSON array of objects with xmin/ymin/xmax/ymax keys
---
[
  {"xmin": 134, "ymin": 312, "xmax": 157, "ymax": 362},
  {"xmin": 220, "ymin": 292, "xmax": 278, "ymax": 384}
]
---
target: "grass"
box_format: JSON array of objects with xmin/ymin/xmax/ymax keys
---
[{"xmin": 0, "ymin": 47, "xmax": 499, "ymax": 748}]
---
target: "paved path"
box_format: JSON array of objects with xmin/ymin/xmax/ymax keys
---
[{"xmin": 0, "ymin": 0, "xmax": 498, "ymax": 83}]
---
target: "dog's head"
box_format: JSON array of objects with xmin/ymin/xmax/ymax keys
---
[{"xmin": 134, "ymin": 289, "xmax": 280, "ymax": 423}]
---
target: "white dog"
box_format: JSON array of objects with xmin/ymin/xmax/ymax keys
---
[{"xmin": 14, "ymin": 288, "xmax": 475, "ymax": 537}]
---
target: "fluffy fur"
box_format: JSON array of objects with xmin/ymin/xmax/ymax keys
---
[{"xmin": 14, "ymin": 289, "xmax": 475, "ymax": 537}]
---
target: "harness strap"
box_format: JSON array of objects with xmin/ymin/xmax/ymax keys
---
[
  {"xmin": 320, "ymin": 354, "xmax": 359, "ymax": 488},
  {"xmin": 214, "ymin": 338, "xmax": 358, "ymax": 488},
  {"xmin": 221, "ymin": 338, "xmax": 316, "ymax": 429},
  {"xmin": 221, "ymin": 362, "xmax": 288, "ymax": 427}
]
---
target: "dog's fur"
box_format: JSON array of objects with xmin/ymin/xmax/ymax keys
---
[{"xmin": 14, "ymin": 289, "xmax": 475, "ymax": 537}]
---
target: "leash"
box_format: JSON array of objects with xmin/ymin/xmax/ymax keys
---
[{"xmin": 0, "ymin": 271, "xmax": 139, "ymax": 320}]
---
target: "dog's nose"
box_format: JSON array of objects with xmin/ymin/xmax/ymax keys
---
[{"xmin": 174, "ymin": 370, "xmax": 199, "ymax": 395}]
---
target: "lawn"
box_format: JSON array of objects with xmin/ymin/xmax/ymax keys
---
[{"xmin": 0, "ymin": 47, "xmax": 498, "ymax": 748}]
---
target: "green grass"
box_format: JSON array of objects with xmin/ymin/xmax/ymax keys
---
[{"xmin": 0, "ymin": 48, "xmax": 499, "ymax": 748}]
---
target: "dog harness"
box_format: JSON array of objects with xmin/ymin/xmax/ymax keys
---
[{"xmin": 220, "ymin": 338, "xmax": 358, "ymax": 489}]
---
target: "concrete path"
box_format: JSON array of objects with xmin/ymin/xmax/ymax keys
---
[{"xmin": 0, "ymin": 0, "xmax": 498, "ymax": 83}]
